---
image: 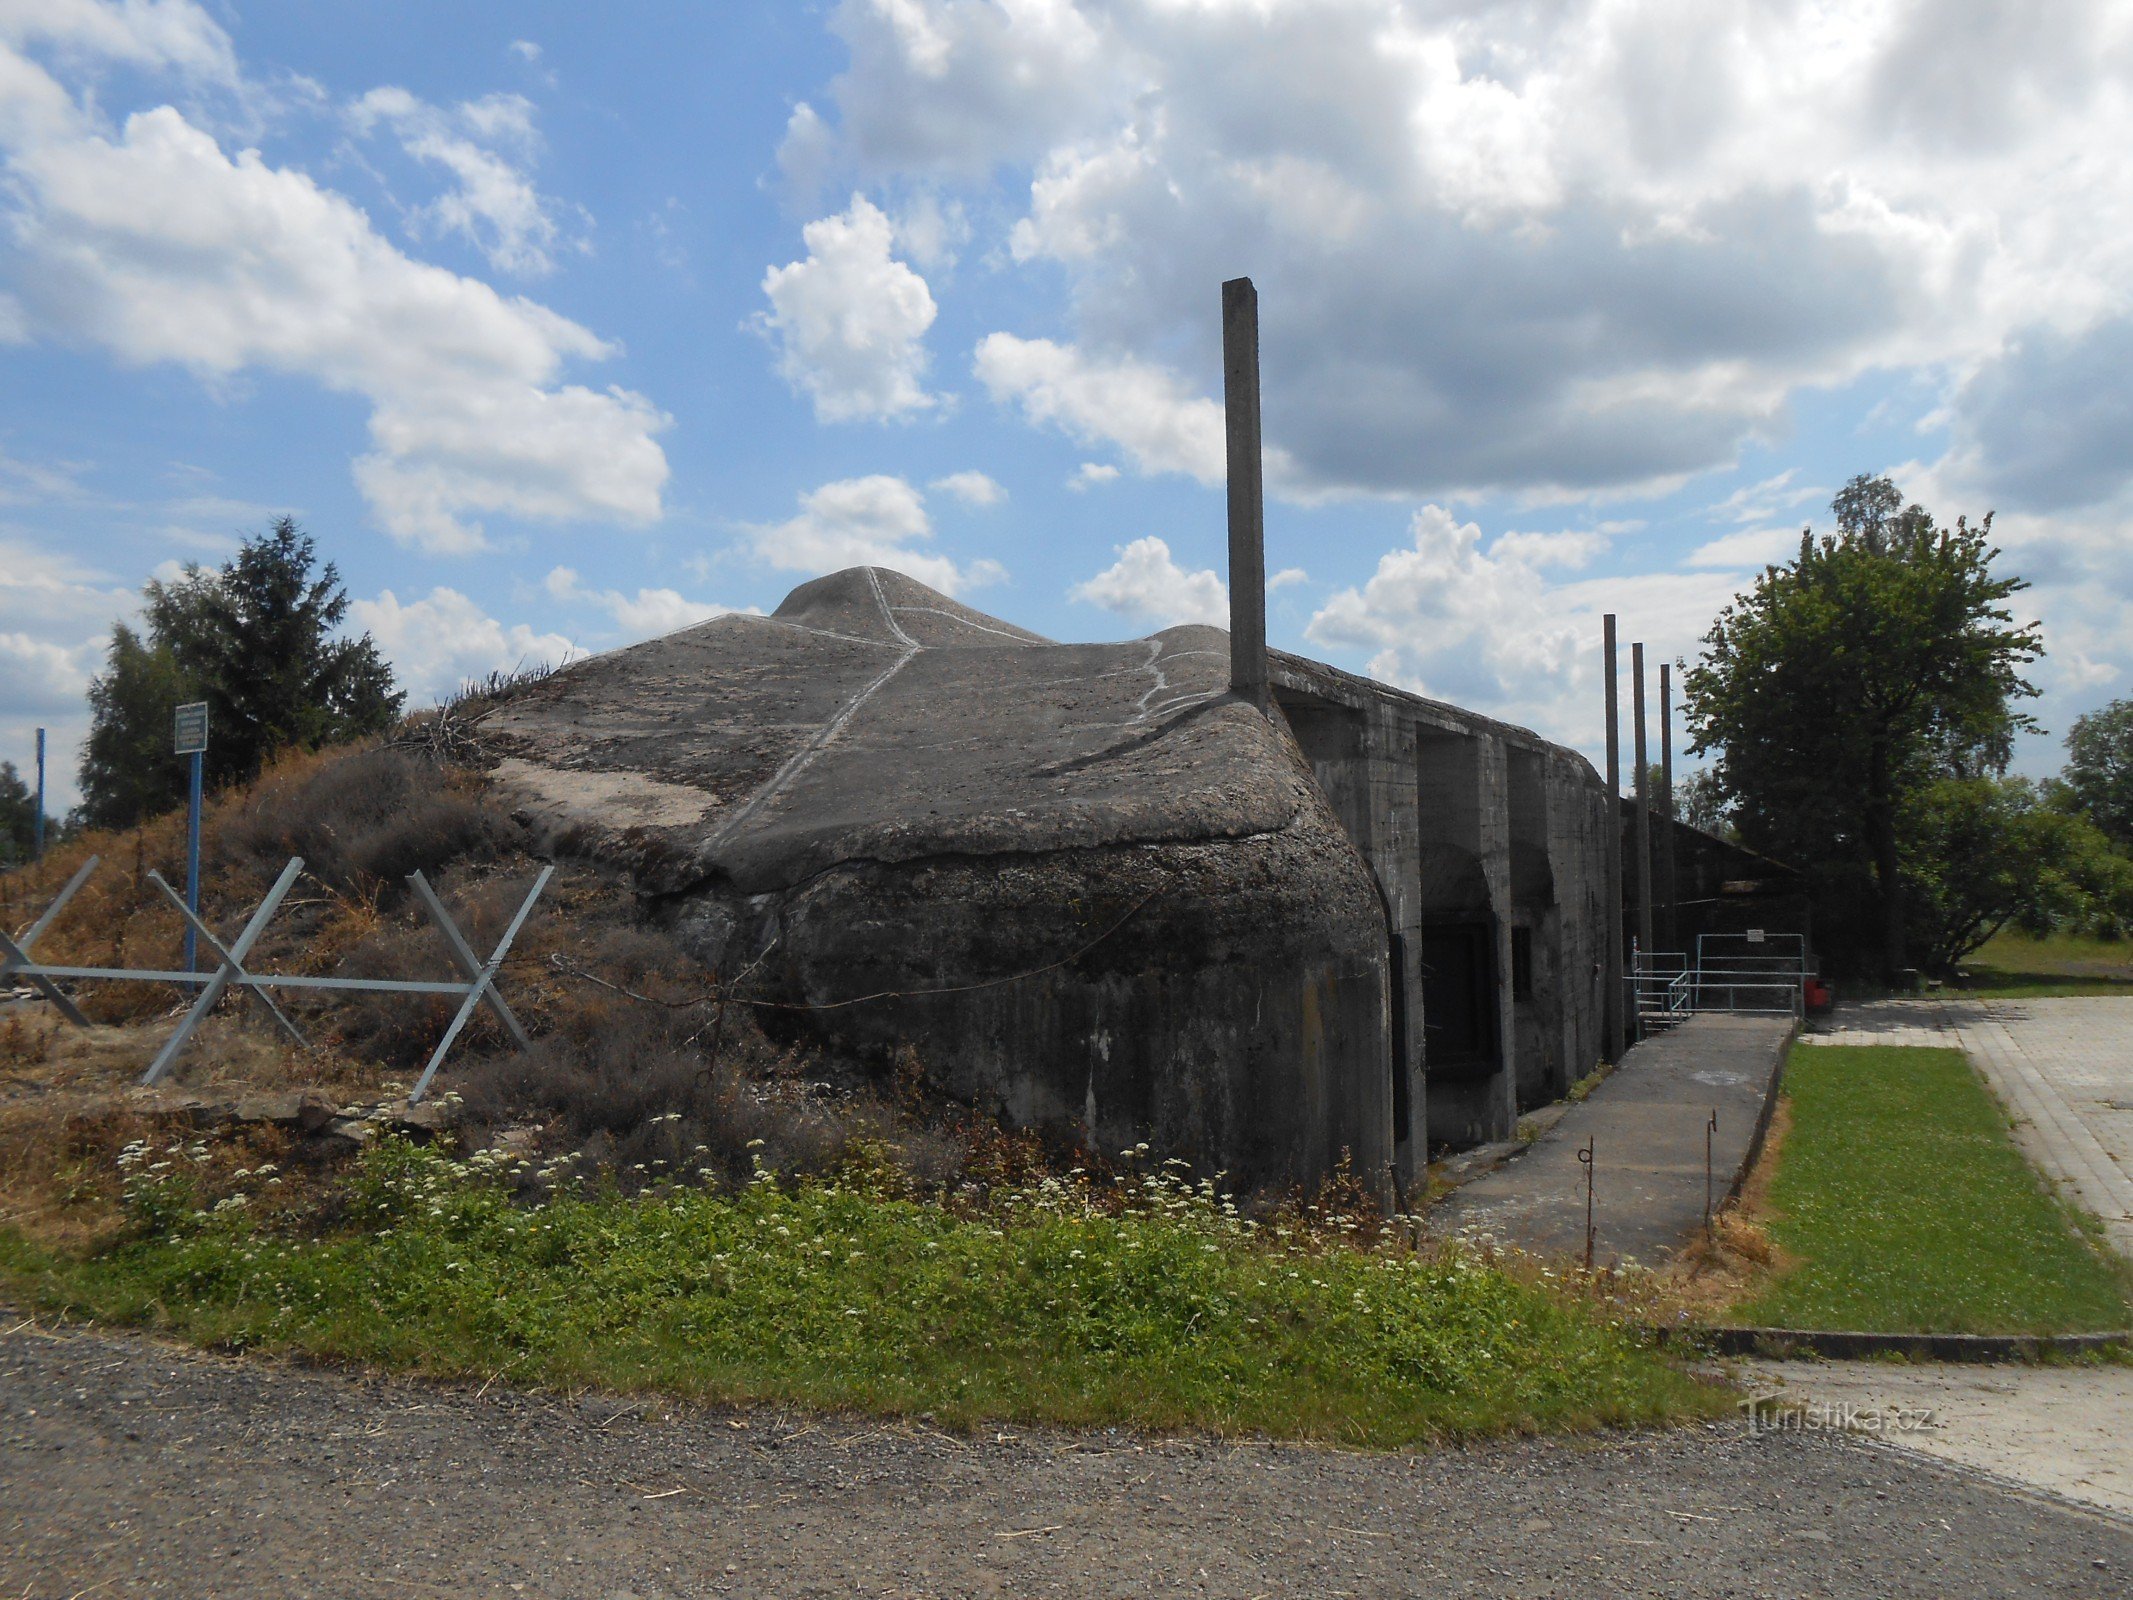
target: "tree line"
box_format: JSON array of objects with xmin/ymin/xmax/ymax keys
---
[
  {"xmin": 6, "ymin": 517, "xmax": 402, "ymax": 850},
  {"xmin": 1683, "ymin": 475, "xmax": 2133, "ymax": 980}
]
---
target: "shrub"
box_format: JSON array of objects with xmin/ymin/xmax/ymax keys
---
[{"xmin": 218, "ymin": 746, "xmax": 511, "ymax": 903}]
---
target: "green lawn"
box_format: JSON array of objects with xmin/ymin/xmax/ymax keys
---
[
  {"xmin": 1958, "ymin": 929, "xmax": 2133, "ymax": 999},
  {"xmin": 1734, "ymin": 1044, "xmax": 2131, "ymax": 1335},
  {"xmin": 0, "ymin": 1137, "xmax": 1723, "ymax": 1445}
]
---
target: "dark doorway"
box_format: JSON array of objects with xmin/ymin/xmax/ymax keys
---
[
  {"xmin": 1421, "ymin": 921, "xmax": 1497, "ymax": 1079},
  {"xmin": 1388, "ymin": 930, "xmax": 1411, "ymax": 1141}
]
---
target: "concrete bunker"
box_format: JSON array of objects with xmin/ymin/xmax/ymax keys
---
[{"xmin": 483, "ymin": 566, "xmax": 1621, "ymax": 1196}]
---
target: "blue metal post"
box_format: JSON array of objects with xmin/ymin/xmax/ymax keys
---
[
  {"xmin": 184, "ymin": 749, "xmax": 203, "ymax": 973},
  {"xmin": 32, "ymin": 727, "xmax": 44, "ymax": 861}
]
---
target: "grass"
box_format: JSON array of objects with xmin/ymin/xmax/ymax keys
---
[
  {"xmin": 1957, "ymin": 929, "xmax": 2133, "ymax": 1000},
  {"xmin": 1732, "ymin": 1044, "xmax": 2132, "ymax": 1335},
  {"xmin": 0, "ymin": 1135, "xmax": 1726, "ymax": 1446}
]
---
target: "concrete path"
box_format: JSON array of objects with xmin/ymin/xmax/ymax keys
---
[
  {"xmin": 1805, "ymin": 998, "xmax": 2133, "ymax": 1260},
  {"xmin": 1742, "ymin": 1358, "xmax": 2133, "ymax": 1522},
  {"xmin": 1432, "ymin": 1014, "xmax": 1796, "ymax": 1264}
]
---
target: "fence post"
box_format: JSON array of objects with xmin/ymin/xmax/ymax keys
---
[
  {"xmin": 32, "ymin": 728, "xmax": 45, "ymax": 862},
  {"xmin": 1579, "ymin": 1136, "xmax": 1596, "ymax": 1271}
]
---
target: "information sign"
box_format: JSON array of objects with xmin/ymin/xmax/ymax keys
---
[{"xmin": 174, "ymin": 701, "xmax": 209, "ymax": 755}]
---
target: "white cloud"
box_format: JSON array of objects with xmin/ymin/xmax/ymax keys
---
[
  {"xmin": 1267, "ymin": 566, "xmax": 1308, "ymax": 592},
  {"xmin": 349, "ymin": 86, "xmax": 566, "ymax": 277},
  {"xmin": 758, "ymin": 194, "xmax": 938, "ymax": 421},
  {"xmin": 0, "ymin": 0, "xmax": 237, "ymax": 86},
  {"xmin": 1882, "ymin": 452, "xmax": 2133, "ymax": 772},
  {"xmin": 0, "ymin": 533, "xmax": 138, "ymax": 807},
  {"xmin": 0, "ymin": 537, "xmax": 126, "ymax": 620},
  {"xmin": 893, "ymin": 191, "xmax": 970, "ymax": 270},
  {"xmin": 508, "ymin": 40, "xmax": 542, "ymax": 63},
  {"xmin": 1070, "ymin": 536, "xmax": 1226, "ymax": 629},
  {"xmin": 795, "ymin": 0, "xmax": 1116, "ymax": 180},
  {"xmin": 798, "ymin": 0, "xmax": 2133, "ymax": 504},
  {"xmin": 348, "ymin": 586, "xmax": 582, "ymax": 707},
  {"xmin": 0, "ymin": 625, "xmax": 96, "ymax": 716},
  {"xmin": 1686, "ymin": 526, "xmax": 1804, "ymax": 570},
  {"xmin": 0, "ymin": 9, "xmax": 670, "ymax": 553},
  {"xmin": 1704, "ymin": 470, "xmax": 1822, "ymax": 526},
  {"xmin": 541, "ymin": 565, "xmax": 742, "ymax": 641},
  {"xmin": 1306, "ymin": 506, "xmax": 1740, "ymax": 746},
  {"xmin": 928, "ymin": 469, "xmax": 1003, "ymax": 506},
  {"xmin": 975, "ymin": 334, "xmax": 1227, "ymax": 484},
  {"xmin": 0, "ymin": 447, "xmax": 92, "ymax": 505},
  {"xmin": 1067, "ymin": 461, "xmax": 1119, "ymax": 491},
  {"xmin": 745, "ymin": 474, "xmax": 1002, "ymax": 596},
  {"xmin": 0, "ymin": 624, "xmax": 97, "ymax": 810}
]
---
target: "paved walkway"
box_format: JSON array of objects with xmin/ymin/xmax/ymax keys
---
[
  {"xmin": 1432, "ymin": 1014, "xmax": 1796, "ymax": 1264},
  {"xmin": 1743, "ymin": 1357, "xmax": 2133, "ymax": 1521},
  {"xmin": 1805, "ymin": 998, "xmax": 2133, "ymax": 1260}
]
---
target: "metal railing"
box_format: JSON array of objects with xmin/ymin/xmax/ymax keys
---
[
  {"xmin": 2, "ymin": 854, "xmax": 548, "ymax": 1102},
  {"xmin": 1628, "ymin": 935, "xmax": 1807, "ymax": 1023}
]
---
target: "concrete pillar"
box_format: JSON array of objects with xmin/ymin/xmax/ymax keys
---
[
  {"xmin": 1416, "ymin": 726, "xmax": 1517, "ymax": 1146},
  {"xmin": 1277, "ymin": 694, "xmax": 1424, "ymax": 1197},
  {"xmin": 1659, "ymin": 663, "xmax": 1678, "ymax": 953},
  {"xmin": 1602, "ymin": 615, "xmax": 1623, "ymax": 1060},
  {"xmin": 1222, "ymin": 277, "xmax": 1269, "ymax": 708},
  {"xmin": 1633, "ymin": 642, "xmax": 1654, "ymax": 974}
]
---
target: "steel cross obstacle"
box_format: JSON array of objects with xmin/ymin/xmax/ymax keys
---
[
  {"xmin": 2, "ymin": 855, "xmax": 551, "ymax": 1103},
  {"xmin": 0, "ymin": 854, "xmax": 100, "ymax": 1025}
]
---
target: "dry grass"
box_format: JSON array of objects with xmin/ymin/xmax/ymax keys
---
[
  {"xmin": 0, "ymin": 1000, "xmax": 337, "ymax": 1253},
  {"xmin": 1, "ymin": 739, "xmax": 1101, "ymax": 1244},
  {"xmin": 1646, "ymin": 1096, "xmax": 1798, "ymax": 1320}
]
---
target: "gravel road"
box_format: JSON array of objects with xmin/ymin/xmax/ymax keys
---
[{"xmin": 3, "ymin": 1314, "xmax": 2128, "ymax": 1599}]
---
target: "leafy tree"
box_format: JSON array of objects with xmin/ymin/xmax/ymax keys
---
[
  {"xmin": 79, "ymin": 518, "xmax": 404, "ymax": 827},
  {"xmin": 0, "ymin": 759, "xmax": 34, "ymax": 866},
  {"xmin": 1900, "ymin": 778, "xmax": 2120, "ymax": 971},
  {"xmin": 1683, "ymin": 475, "xmax": 2042, "ymax": 979},
  {"xmin": 1674, "ymin": 767, "xmax": 1735, "ymax": 839},
  {"xmin": 2064, "ymin": 698, "xmax": 2133, "ymax": 849},
  {"xmin": 78, "ymin": 626, "xmax": 200, "ymax": 830}
]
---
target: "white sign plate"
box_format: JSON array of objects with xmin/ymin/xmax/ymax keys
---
[
  {"xmin": 174, "ymin": 701, "xmax": 209, "ymax": 755},
  {"xmin": 1746, "ymin": 927, "xmax": 1765, "ymax": 944}
]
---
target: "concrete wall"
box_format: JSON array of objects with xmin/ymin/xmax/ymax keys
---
[
  {"xmin": 672, "ymin": 776, "xmax": 1400, "ymax": 1198},
  {"xmin": 670, "ymin": 648, "xmax": 1618, "ymax": 1186},
  {"xmin": 1271, "ymin": 652, "xmax": 1614, "ymax": 1155},
  {"xmin": 1272, "ymin": 688, "xmax": 1426, "ymax": 1194},
  {"xmin": 499, "ymin": 564, "xmax": 1619, "ymax": 1196}
]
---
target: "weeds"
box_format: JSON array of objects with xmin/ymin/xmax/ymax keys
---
[
  {"xmin": 2, "ymin": 1132, "xmax": 1724, "ymax": 1444},
  {"xmin": 1564, "ymin": 1061, "xmax": 1611, "ymax": 1104}
]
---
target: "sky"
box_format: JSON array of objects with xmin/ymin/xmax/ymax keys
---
[{"xmin": 3, "ymin": 0, "xmax": 2131, "ymax": 814}]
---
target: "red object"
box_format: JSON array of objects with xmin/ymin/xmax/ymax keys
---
[{"xmin": 1803, "ymin": 978, "xmax": 1833, "ymax": 1013}]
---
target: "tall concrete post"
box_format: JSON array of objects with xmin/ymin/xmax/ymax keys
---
[
  {"xmin": 1659, "ymin": 663, "xmax": 1678, "ymax": 953},
  {"xmin": 1603, "ymin": 615, "xmax": 1623, "ymax": 1060},
  {"xmin": 1632, "ymin": 643, "xmax": 1654, "ymax": 981},
  {"xmin": 1222, "ymin": 277, "xmax": 1269, "ymax": 709}
]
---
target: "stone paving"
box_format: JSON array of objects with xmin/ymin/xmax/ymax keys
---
[{"xmin": 1804, "ymin": 998, "xmax": 2133, "ymax": 1261}]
